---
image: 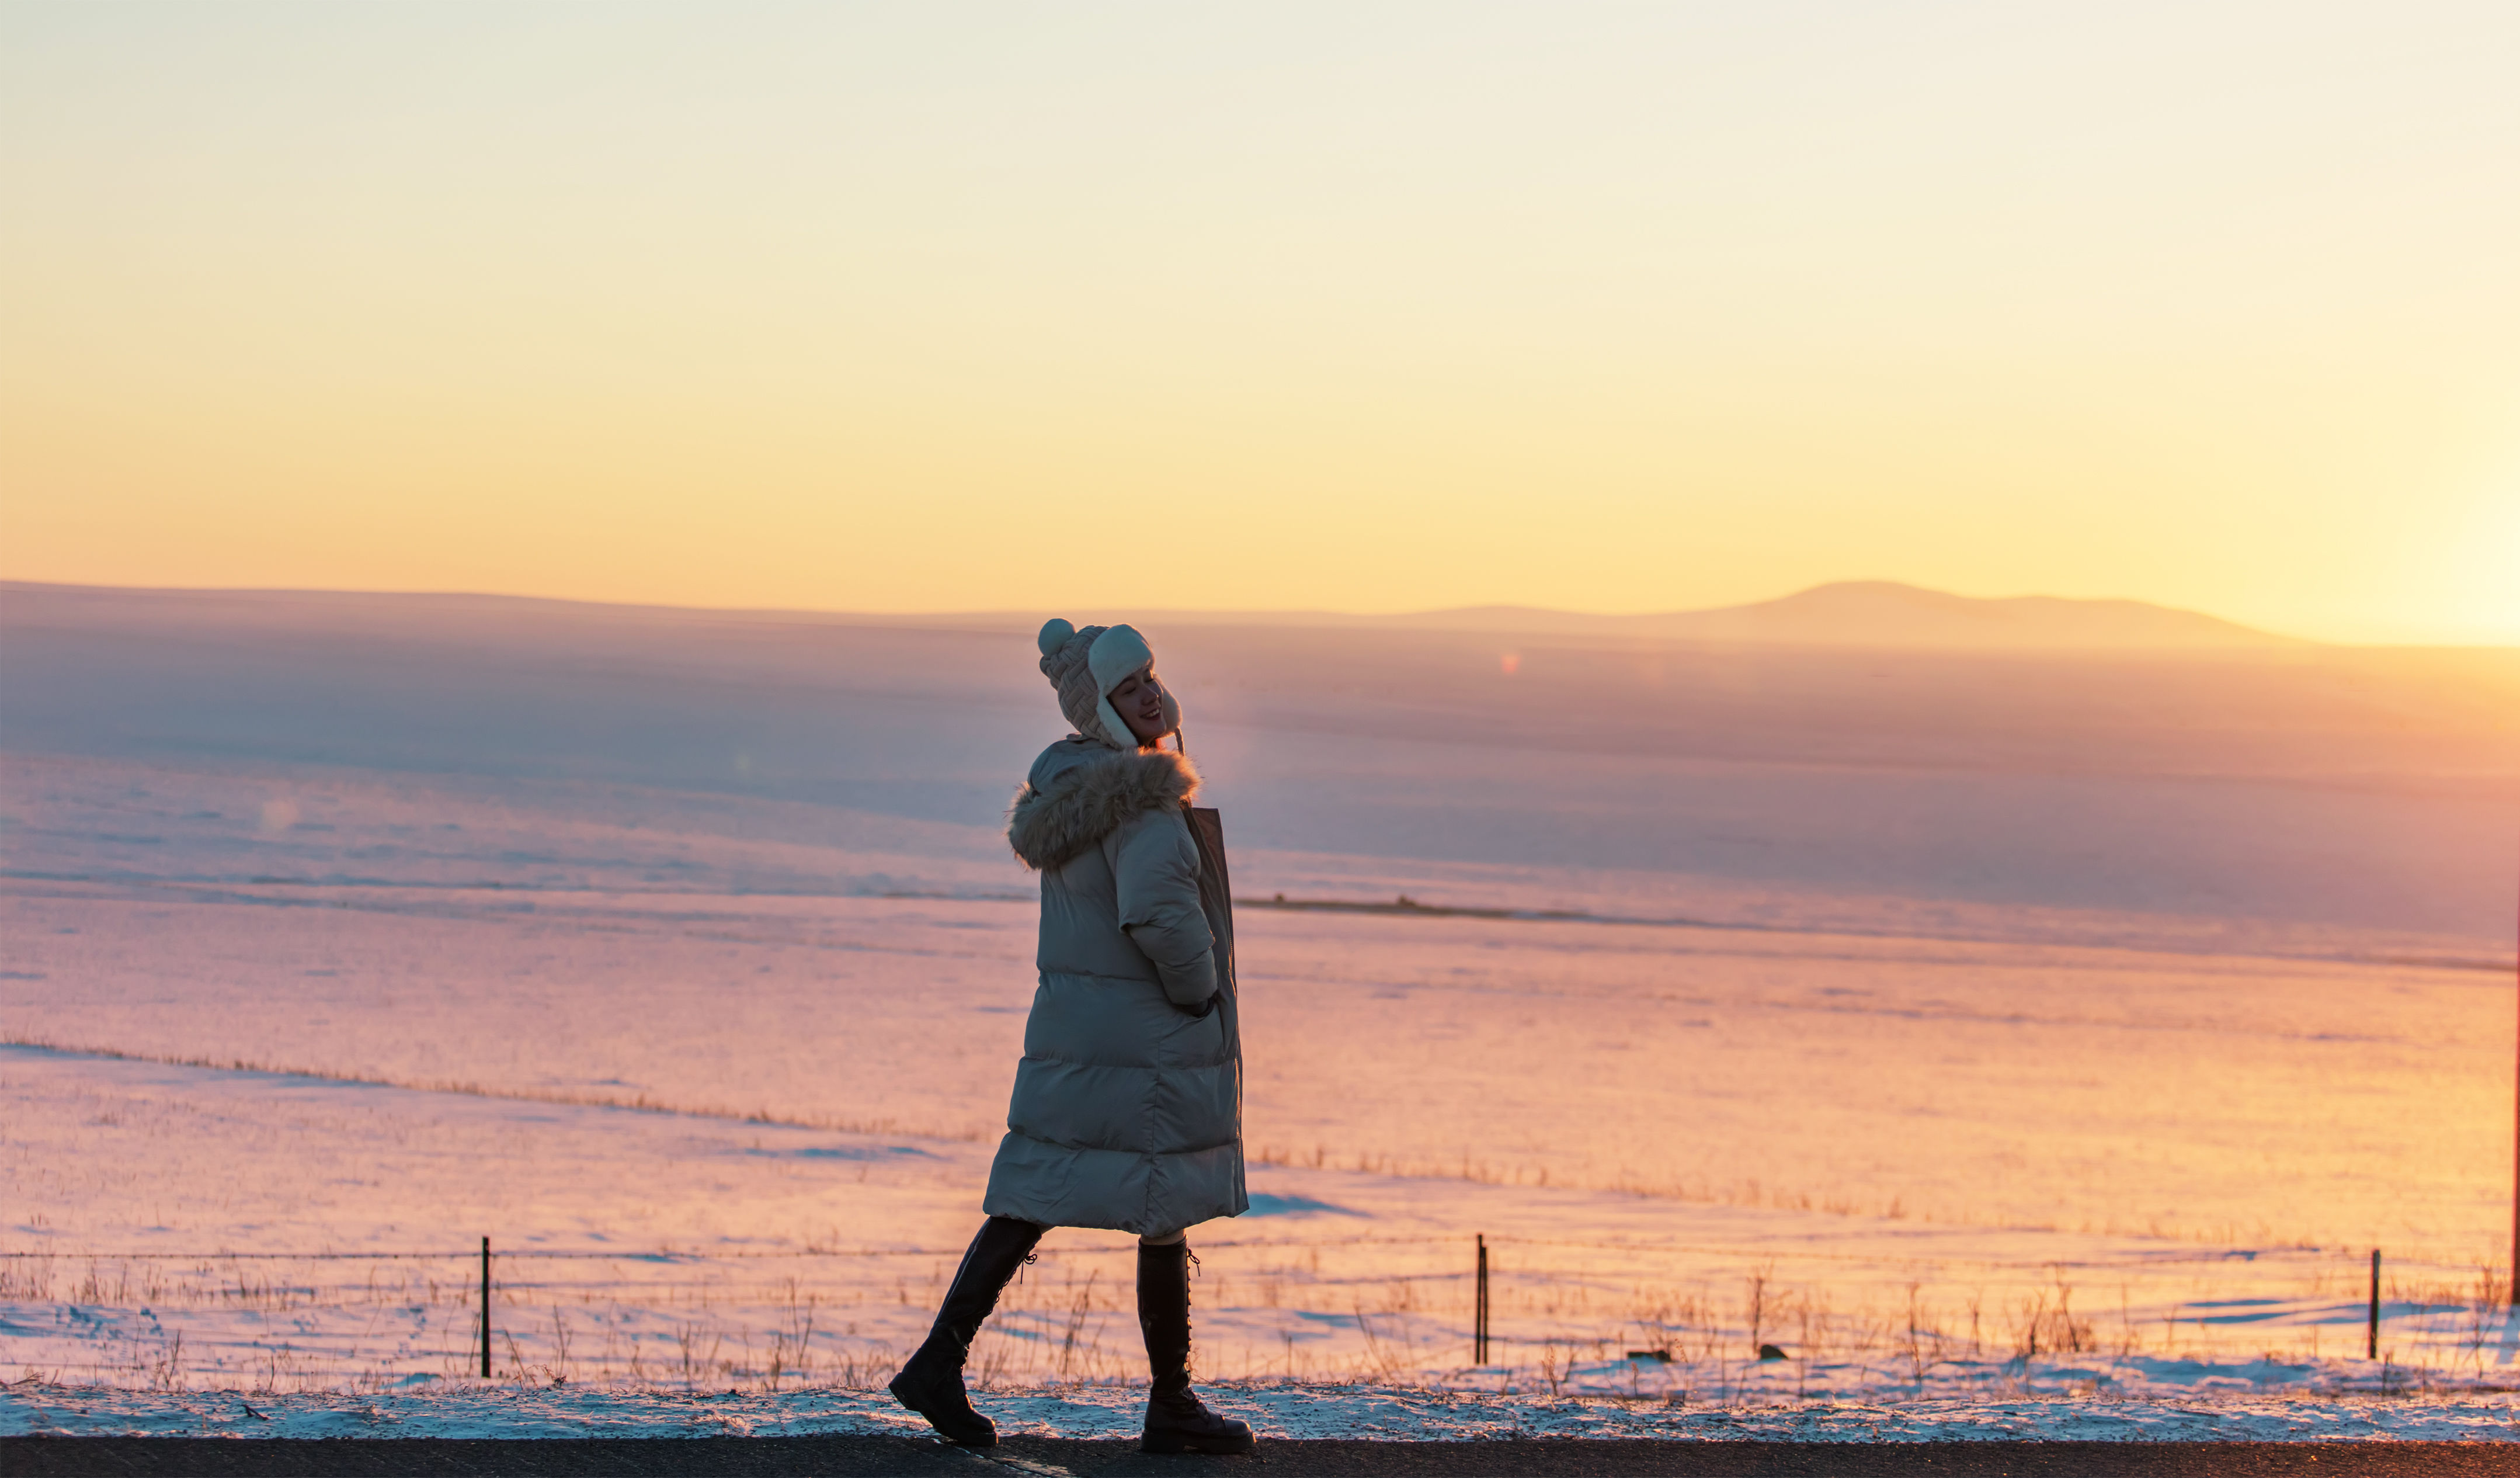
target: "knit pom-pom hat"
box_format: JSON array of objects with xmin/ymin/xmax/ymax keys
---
[{"xmin": 1037, "ymin": 618, "xmax": 1179, "ymax": 750}]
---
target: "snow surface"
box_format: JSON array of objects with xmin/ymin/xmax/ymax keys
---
[
  {"xmin": 6, "ymin": 751, "xmax": 2514, "ymax": 1411},
  {"xmin": 5, "ymin": 600, "xmax": 2516, "ymax": 1445},
  {"xmin": 8, "ymin": 1039, "xmax": 2514, "ymax": 1399},
  {"xmin": 5, "ymin": 766, "xmax": 2504, "ymax": 1254},
  {"xmin": 5, "ymin": 1380, "xmax": 2517, "ymax": 1444}
]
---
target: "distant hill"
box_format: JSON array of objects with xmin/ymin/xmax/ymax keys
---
[
  {"xmin": 1397, "ymin": 582, "xmax": 2305, "ymax": 648},
  {"xmin": 1148, "ymin": 581, "xmax": 2307, "ymax": 648},
  {"xmin": 0, "ymin": 578, "xmax": 2306, "ymax": 650}
]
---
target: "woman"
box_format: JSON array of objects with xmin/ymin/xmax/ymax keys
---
[{"xmin": 889, "ymin": 618, "xmax": 1252, "ymax": 1455}]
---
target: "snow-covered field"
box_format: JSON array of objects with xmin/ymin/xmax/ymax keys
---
[
  {"xmin": 9, "ymin": 1381, "xmax": 2520, "ymax": 1443},
  {"xmin": 6, "ymin": 754, "xmax": 2507, "ymax": 1256},
  {"xmin": 6, "ymin": 756, "xmax": 2516, "ymax": 1428},
  {"xmin": 11, "ymin": 1035, "xmax": 2513, "ymax": 1392},
  {"xmin": 5, "ymin": 592, "xmax": 2517, "ymax": 1438}
]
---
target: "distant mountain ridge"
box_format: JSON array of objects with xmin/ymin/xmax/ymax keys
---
[
  {"xmin": 1123, "ymin": 581, "xmax": 2303, "ymax": 648},
  {"xmin": 1354, "ymin": 581, "xmax": 2307, "ymax": 648},
  {"xmin": 0, "ymin": 578, "xmax": 2307, "ymax": 649}
]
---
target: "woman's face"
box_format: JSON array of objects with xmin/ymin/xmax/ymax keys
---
[{"xmin": 1108, "ymin": 668, "xmax": 1171, "ymax": 747}]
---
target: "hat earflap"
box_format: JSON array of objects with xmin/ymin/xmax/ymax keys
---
[{"xmin": 1087, "ymin": 624, "xmax": 1156, "ymax": 750}]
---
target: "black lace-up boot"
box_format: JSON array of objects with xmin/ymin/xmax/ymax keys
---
[
  {"xmin": 888, "ymin": 1216, "xmax": 1044, "ymax": 1446},
  {"xmin": 1138, "ymin": 1239, "xmax": 1256, "ymax": 1455}
]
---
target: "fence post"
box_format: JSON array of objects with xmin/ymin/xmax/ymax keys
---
[
  {"xmin": 482, "ymin": 1236, "xmax": 493, "ymax": 1379},
  {"xmin": 1474, "ymin": 1234, "xmax": 1490, "ymax": 1367},
  {"xmin": 2366, "ymin": 1248, "xmax": 2380, "ymax": 1361}
]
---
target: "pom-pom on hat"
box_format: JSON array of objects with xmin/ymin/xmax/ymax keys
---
[{"xmin": 1037, "ymin": 617, "xmax": 1177, "ymax": 750}]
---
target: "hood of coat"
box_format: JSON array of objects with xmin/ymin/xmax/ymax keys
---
[{"xmin": 1007, "ymin": 739, "xmax": 1201, "ymax": 872}]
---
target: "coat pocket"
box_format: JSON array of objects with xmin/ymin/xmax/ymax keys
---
[
  {"xmin": 1156, "ymin": 998, "xmax": 1228, "ymax": 1067},
  {"xmin": 1145, "ymin": 1062, "xmax": 1239, "ymax": 1153}
]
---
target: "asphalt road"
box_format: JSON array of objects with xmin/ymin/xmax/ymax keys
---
[{"xmin": 3, "ymin": 1439, "xmax": 2512, "ymax": 1477}]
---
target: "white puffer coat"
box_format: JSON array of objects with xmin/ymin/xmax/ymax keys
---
[{"xmin": 982, "ymin": 738, "xmax": 1246, "ymax": 1236}]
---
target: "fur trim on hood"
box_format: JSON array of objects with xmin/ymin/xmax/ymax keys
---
[{"xmin": 1007, "ymin": 746, "xmax": 1201, "ymax": 872}]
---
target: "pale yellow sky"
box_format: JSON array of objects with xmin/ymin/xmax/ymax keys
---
[{"xmin": 4, "ymin": 4, "xmax": 2516, "ymax": 642}]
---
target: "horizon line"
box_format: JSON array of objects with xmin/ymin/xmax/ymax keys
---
[
  {"xmin": 0, "ymin": 571, "xmax": 2285, "ymax": 623},
  {"xmin": 7, "ymin": 574, "xmax": 2516, "ymax": 651}
]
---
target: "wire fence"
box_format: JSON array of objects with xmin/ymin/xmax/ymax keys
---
[
  {"xmin": 0, "ymin": 1232, "xmax": 2388, "ymax": 1265},
  {"xmin": 5, "ymin": 1231, "xmax": 2510, "ymax": 1399}
]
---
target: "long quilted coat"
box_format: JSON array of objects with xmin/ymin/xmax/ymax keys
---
[{"xmin": 982, "ymin": 737, "xmax": 1246, "ymax": 1236}]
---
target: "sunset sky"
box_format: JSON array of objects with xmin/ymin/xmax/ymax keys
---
[{"xmin": 4, "ymin": 3, "xmax": 2515, "ymax": 643}]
